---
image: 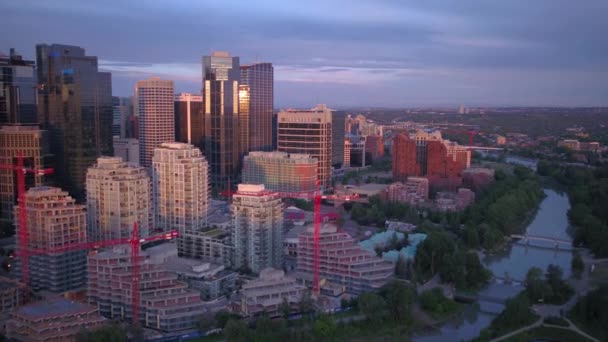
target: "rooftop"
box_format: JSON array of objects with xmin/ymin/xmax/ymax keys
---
[{"xmin": 16, "ymin": 298, "xmax": 96, "ymax": 318}]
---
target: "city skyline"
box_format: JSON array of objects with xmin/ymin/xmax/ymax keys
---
[{"xmin": 1, "ymin": 1, "xmax": 607, "ymax": 107}]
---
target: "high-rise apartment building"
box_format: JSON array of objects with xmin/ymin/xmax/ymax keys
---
[
  {"xmin": 242, "ymin": 151, "xmax": 317, "ymax": 193},
  {"xmin": 240, "ymin": 62, "xmax": 274, "ymax": 152},
  {"xmin": 232, "ymin": 184, "xmax": 283, "ymax": 273},
  {"xmin": 36, "ymin": 44, "xmax": 113, "ymax": 201},
  {"xmin": 0, "ymin": 125, "xmax": 52, "ymax": 221},
  {"xmin": 0, "ymin": 48, "xmax": 37, "ymax": 124},
  {"xmin": 86, "ymin": 157, "xmax": 151, "ymax": 241},
  {"xmin": 277, "ymin": 104, "xmax": 333, "ymax": 189},
  {"xmin": 393, "ymin": 130, "xmax": 470, "ymax": 191},
  {"xmin": 202, "ymin": 51, "xmax": 244, "ymax": 191},
  {"xmin": 14, "ymin": 187, "xmax": 87, "ymax": 292},
  {"xmin": 152, "ymin": 143, "xmax": 209, "ymax": 233},
  {"xmin": 136, "ymin": 77, "xmax": 174, "ymax": 168},
  {"xmin": 174, "ymin": 93, "xmax": 203, "ymax": 149}
]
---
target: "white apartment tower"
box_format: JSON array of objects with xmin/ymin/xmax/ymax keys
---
[
  {"xmin": 152, "ymin": 143, "xmax": 209, "ymax": 233},
  {"xmin": 232, "ymin": 184, "xmax": 283, "ymax": 273},
  {"xmin": 86, "ymin": 157, "xmax": 151, "ymax": 241},
  {"xmin": 277, "ymin": 104, "xmax": 333, "ymax": 189},
  {"xmin": 136, "ymin": 77, "xmax": 175, "ymax": 168}
]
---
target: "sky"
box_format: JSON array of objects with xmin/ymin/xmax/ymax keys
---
[{"xmin": 1, "ymin": 0, "xmax": 607, "ymax": 108}]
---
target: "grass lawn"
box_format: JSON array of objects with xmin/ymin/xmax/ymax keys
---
[{"xmin": 503, "ymin": 325, "xmax": 593, "ymax": 342}]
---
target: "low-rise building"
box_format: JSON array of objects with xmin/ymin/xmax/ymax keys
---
[
  {"xmin": 385, "ymin": 177, "xmax": 429, "ymax": 205},
  {"xmin": 178, "ymin": 228, "xmax": 233, "ymax": 267},
  {"xmin": 296, "ymin": 223, "xmax": 394, "ymax": 294},
  {"xmin": 435, "ymin": 188, "xmax": 475, "ymax": 212},
  {"xmin": 0, "ymin": 277, "xmax": 25, "ymax": 315},
  {"xmin": 161, "ymin": 257, "xmax": 237, "ymax": 301},
  {"xmin": 6, "ymin": 297, "xmax": 106, "ymax": 342},
  {"xmin": 233, "ymin": 268, "xmax": 307, "ymax": 317}
]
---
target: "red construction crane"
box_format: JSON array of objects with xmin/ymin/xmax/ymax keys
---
[
  {"xmin": 0, "ymin": 152, "xmax": 53, "ymax": 296},
  {"xmin": 24, "ymin": 223, "xmax": 178, "ymax": 324}
]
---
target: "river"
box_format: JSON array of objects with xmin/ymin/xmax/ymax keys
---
[{"xmin": 413, "ymin": 189, "xmax": 572, "ymax": 342}]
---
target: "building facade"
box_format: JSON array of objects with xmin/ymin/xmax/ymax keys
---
[
  {"xmin": 296, "ymin": 223, "xmax": 393, "ymax": 294},
  {"xmin": 0, "ymin": 125, "xmax": 52, "ymax": 221},
  {"xmin": 240, "ymin": 62, "xmax": 274, "ymax": 152},
  {"xmin": 112, "ymin": 137, "xmax": 139, "ymax": 165},
  {"xmin": 6, "ymin": 298, "xmax": 106, "ymax": 342},
  {"xmin": 15, "ymin": 187, "xmax": 87, "ymax": 292},
  {"xmin": 277, "ymin": 104, "xmax": 332, "ymax": 189},
  {"xmin": 242, "ymin": 151, "xmax": 317, "ymax": 193},
  {"xmin": 36, "ymin": 44, "xmax": 113, "ymax": 201},
  {"xmin": 232, "ymin": 184, "xmax": 283, "ymax": 273},
  {"xmin": 0, "ymin": 48, "xmax": 37, "ymax": 124},
  {"xmin": 202, "ymin": 51, "xmax": 244, "ymax": 191},
  {"xmin": 364, "ymin": 135, "xmax": 384, "ymax": 163},
  {"xmin": 174, "ymin": 93, "xmax": 203, "ymax": 149},
  {"xmin": 86, "ymin": 157, "xmax": 151, "ymax": 241},
  {"xmin": 152, "ymin": 143, "xmax": 209, "ymax": 233},
  {"xmin": 0, "ymin": 276, "xmax": 25, "ymax": 314},
  {"xmin": 112, "ymin": 96, "xmax": 132, "ymax": 138},
  {"xmin": 87, "ymin": 247, "xmax": 206, "ymax": 331},
  {"xmin": 385, "ymin": 178, "xmax": 429, "ymax": 205},
  {"xmin": 136, "ymin": 77, "xmax": 174, "ymax": 168}
]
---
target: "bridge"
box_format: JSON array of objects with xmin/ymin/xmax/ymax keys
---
[
  {"xmin": 510, "ymin": 234, "xmax": 571, "ymax": 249},
  {"xmin": 470, "ymin": 146, "xmax": 504, "ymax": 151}
]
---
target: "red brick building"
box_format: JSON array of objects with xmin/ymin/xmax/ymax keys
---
[{"xmin": 365, "ymin": 135, "xmax": 384, "ymax": 163}]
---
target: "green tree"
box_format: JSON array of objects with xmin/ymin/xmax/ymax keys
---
[
  {"xmin": 464, "ymin": 252, "xmax": 490, "ymax": 289},
  {"xmin": 299, "ymin": 290, "xmax": 315, "ymax": 316},
  {"xmin": 224, "ymin": 319, "xmax": 250, "ymax": 342},
  {"xmin": 312, "ymin": 314, "xmax": 337, "ymax": 340},
  {"xmin": 279, "ymin": 297, "xmax": 291, "ymax": 319},
  {"xmin": 253, "ymin": 315, "xmax": 276, "ymax": 342},
  {"xmin": 358, "ymin": 292, "xmax": 386, "ymax": 323},
  {"xmin": 571, "ymin": 251, "xmax": 584, "ymax": 279},
  {"xmin": 76, "ymin": 323, "xmax": 128, "ymax": 342},
  {"xmin": 395, "ymin": 253, "xmax": 408, "ymax": 278},
  {"xmin": 383, "ymin": 280, "xmax": 415, "ymax": 324},
  {"xmin": 215, "ymin": 310, "xmax": 239, "ymax": 329},
  {"xmin": 525, "ymin": 267, "xmax": 545, "ymax": 302}
]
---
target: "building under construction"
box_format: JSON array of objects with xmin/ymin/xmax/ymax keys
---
[
  {"xmin": 87, "ymin": 246, "xmax": 207, "ymax": 332},
  {"xmin": 14, "ymin": 186, "xmax": 87, "ymax": 292},
  {"xmin": 232, "ymin": 184, "xmax": 284, "ymax": 274},
  {"xmin": 296, "ymin": 223, "xmax": 393, "ymax": 294}
]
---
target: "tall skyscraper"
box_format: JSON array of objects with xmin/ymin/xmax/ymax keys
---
[
  {"xmin": 277, "ymin": 104, "xmax": 333, "ymax": 189},
  {"xmin": 240, "ymin": 62, "xmax": 273, "ymax": 152},
  {"xmin": 232, "ymin": 184, "xmax": 283, "ymax": 273},
  {"xmin": 0, "ymin": 48, "xmax": 37, "ymax": 124},
  {"xmin": 332, "ymin": 110, "xmax": 346, "ymax": 168},
  {"xmin": 36, "ymin": 44, "xmax": 113, "ymax": 200},
  {"xmin": 136, "ymin": 77, "xmax": 174, "ymax": 168},
  {"xmin": 174, "ymin": 93, "xmax": 203, "ymax": 149},
  {"xmin": 86, "ymin": 157, "xmax": 151, "ymax": 241},
  {"xmin": 202, "ymin": 51, "xmax": 244, "ymax": 191},
  {"xmin": 152, "ymin": 143, "xmax": 209, "ymax": 233},
  {"xmin": 112, "ymin": 96, "xmax": 132, "ymax": 138},
  {"xmin": 242, "ymin": 151, "xmax": 317, "ymax": 193},
  {"xmin": 15, "ymin": 187, "xmax": 87, "ymax": 292},
  {"xmin": 0, "ymin": 125, "xmax": 52, "ymax": 221}
]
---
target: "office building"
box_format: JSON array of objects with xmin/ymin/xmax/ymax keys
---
[
  {"xmin": 14, "ymin": 187, "xmax": 87, "ymax": 292},
  {"xmin": 240, "ymin": 62, "xmax": 274, "ymax": 152},
  {"xmin": 332, "ymin": 110, "xmax": 346, "ymax": 167},
  {"xmin": 86, "ymin": 157, "xmax": 151, "ymax": 241},
  {"xmin": 112, "ymin": 137, "xmax": 139, "ymax": 165},
  {"xmin": 0, "ymin": 48, "xmax": 37, "ymax": 124},
  {"xmin": 136, "ymin": 77, "xmax": 174, "ymax": 168},
  {"xmin": 277, "ymin": 104, "xmax": 332, "ymax": 188},
  {"xmin": 202, "ymin": 51, "xmax": 244, "ymax": 191},
  {"xmin": 36, "ymin": 44, "xmax": 113, "ymax": 201},
  {"xmin": 296, "ymin": 223, "xmax": 393, "ymax": 294},
  {"xmin": 345, "ymin": 135, "xmax": 366, "ymax": 168},
  {"xmin": 87, "ymin": 246, "xmax": 206, "ymax": 331},
  {"xmin": 174, "ymin": 93, "xmax": 203, "ymax": 149},
  {"xmin": 242, "ymin": 151, "xmax": 317, "ymax": 193},
  {"xmin": 112, "ymin": 96, "xmax": 132, "ymax": 138},
  {"xmin": 0, "ymin": 276, "xmax": 25, "ymax": 314},
  {"xmin": 365, "ymin": 135, "xmax": 384, "ymax": 163},
  {"xmin": 0, "ymin": 125, "xmax": 52, "ymax": 221},
  {"xmin": 232, "ymin": 184, "xmax": 283, "ymax": 273},
  {"xmin": 6, "ymin": 297, "xmax": 106, "ymax": 342},
  {"xmin": 152, "ymin": 143, "xmax": 209, "ymax": 233},
  {"xmin": 233, "ymin": 268, "xmax": 307, "ymax": 318}
]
